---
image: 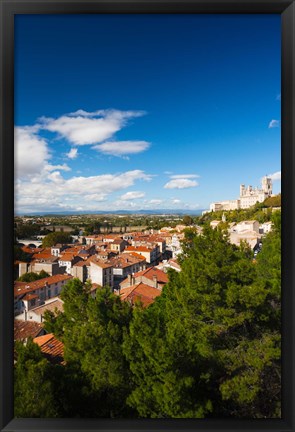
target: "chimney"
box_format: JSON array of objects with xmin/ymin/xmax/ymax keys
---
[
  {"xmin": 153, "ymin": 275, "xmax": 158, "ymax": 289},
  {"xmin": 128, "ymin": 274, "xmax": 132, "ymax": 286}
]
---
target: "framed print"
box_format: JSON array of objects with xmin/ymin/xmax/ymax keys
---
[{"xmin": 0, "ymin": 1, "xmax": 294, "ymax": 431}]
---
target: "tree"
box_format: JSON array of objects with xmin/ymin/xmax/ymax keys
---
[
  {"xmin": 14, "ymin": 245, "xmax": 31, "ymax": 262},
  {"xmin": 123, "ymin": 226, "xmax": 281, "ymax": 418},
  {"xmin": 14, "ymin": 339, "xmax": 59, "ymax": 417},
  {"xmin": 44, "ymin": 279, "xmax": 135, "ymax": 417},
  {"xmin": 42, "ymin": 232, "xmax": 72, "ymax": 247},
  {"xmin": 18, "ymin": 270, "xmax": 50, "ymax": 282},
  {"xmin": 183, "ymin": 215, "xmax": 194, "ymax": 226}
]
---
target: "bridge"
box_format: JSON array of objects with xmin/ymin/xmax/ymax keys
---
[{"xmin": 16, "ymin": 238, "xmax": 44, "ymax": 247}]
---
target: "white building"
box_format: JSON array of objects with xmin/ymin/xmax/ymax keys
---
[
  {"xmin": 89, "ymin": 259, "xmax": 114, "ymax": 288},
  {"xmin": 209, "ymin": 176, "xmax": 273, "ymax": 212}
]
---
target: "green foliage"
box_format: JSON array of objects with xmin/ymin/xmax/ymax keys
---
[
  {"xmin": 44, "ymin": 279, "xmax": 135, "ymax": 417},
  {"xmin": 15, "ymin": 223, "xmax": 41, "ymax": 239},
  {"xmin": 264, "ymin": 194, "xmax": 281, "ymax": 208},
  {"xmin": 20, "ymin": 214, "xmax": 281, "ymax": 419},
  {"xmin": 18, "ymin": 270, "xmax": 50, "ymax": 282},
  {"xmin": 14, "ymin": 339, "xmax": 59, "ymax": 417},
  {"xmin": 123, "ymin": 225, "xmax": 281, "ymax": 418},
  {"xmin": 42, "ymin": 231, "xmax": 72, "ymax": 247},
  {"xmin": 183, "ymin": 215, "xmax": 194, "ymax": 226},
  {"xmin": 14, "ymin": 245, "xmax": 31, "ymax": 262}
]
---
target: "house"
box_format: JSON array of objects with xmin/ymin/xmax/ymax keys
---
[
  {"xmin": 157, "ymin": 258, "xmax": 181, "ymax": 273},
  {"xmin": 51, "ymin": 244, "xmax": 68, "ymax": 257},
  {"xmin": 58, "ymin": 252, "xmax": 83, "ymax": 274},
  {"xmin": 259, "ymin": 221, "xmax": 273, "ymax": 234},
  {"xmin": 231, "ymin": 220, "xmax": 260, "ymax": 234},
  {"xmin": 14, "ymin": 274, "xmax": 72, "ymax": 317},
  {"xmin": 88, "ymin": 257, "xmax": 114, "ymax": 288},
  {"xmin": 33, "ymin": 333, "xmax": 65, "ymax": 365},
  {"xmin": 120, "ymin": 267, "xmax": 168, "ymax": 291},
  {"xmin": 14, "ymin": 320, "xmax": 45, "ymax": 343},
  {"xmin": 109, "ymin": 253, "xmax": 146, "ymax": 289},
  {"xmin": 110, "ymin": 238, "xmax": 127, "ymax": 253},
  {"xmin": 84, "ymin": 235, "xmax": 104, "ymax": 246},
  {"xmin": 72, "ymin": 260, "xmax": 89, "ymax": 283},
  {"xmin": 229, "ymin": 231, "xmax": 260, "ymax": 250},
  {"xmin": 123, "ymin": 244, "xmax": 160, "ymax": 265},
  {"xmin": 119, "ymin": 283, "xmax": 161, "ymax": 308},
  {"xmin": 15, "ymin": 297, "xmax": 64, "ymax": 323},
  {"xmin": 210, "ymin": 220, "xmax": 221, "ymax": 229}
]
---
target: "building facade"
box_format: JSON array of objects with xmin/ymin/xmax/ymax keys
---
[{"xmin": 209, "ymin": 176, "xmax": 273, "ymax": 212}]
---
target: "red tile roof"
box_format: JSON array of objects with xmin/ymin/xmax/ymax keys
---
[
  {"xmin": 14, "ymin": 274, "xmax": 72, "ymax": 297},
  {"xmin": 120, "ymin": 283, "xmax": 161, "ymax": 307},
  {"xmin": 121, "ymin": 266, "xmax": 168, "ymax": 286},
  {"xmin": 33, "ymin": 333, "xmax": 65, "ymax": 365},
  {"xmin": 125, "ymin": 246, "xmax": 153, "ymax": 253},
  {"xmin": 14, "ymin": 320, "xmax": 44, "ymax": 341},
  {"xmin": 89, "ymin": 257, "xmax": 113, "ymax": 269}
]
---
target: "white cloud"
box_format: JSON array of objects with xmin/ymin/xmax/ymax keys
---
[
  {"xmin": 276, "ymin": 94, "xmax": 281, "ymax": 101},
  {"xmin": 84, "ymin": 193, "xmax": 107, "ymax": 201},
  {"xmin": 120, "ymin": 191, "xmax": 145, "ymax": 200},
  {"xmin": 170, "ymin": 174, "xmax": 200, "ymax": 179},
  {"xmin": 15, "ymin": 170, "xmax": 152, "ymax": 213},
  {"xmin": 268, "ymin": 119, "xmax": 280, "ymax": 128},
  {"xmin": 15, "ymin": 126, "xmax": 50, "ymax": 178},
  {"xmin": 268, "ymin": 171, "xmax": 281, "ymax": 181},
  {"xmin": 67, "ymin": 148, "xmax": 78, "ymax": 159},
  {"xmin": 39, "ymin": 109, "xmax": 146, "ymax": 145},
  {"xmin": 172, "ymin": 199, "xmax": 181, "ymax": 204},
  {"xmin": 93, "ymin": 140, "xmax": 150, "ymax": 157},
  {"xmin": 45, "ymin": 163, "xmax": 71, "ymax": 172},
  {"xmin": 149, "ymin": 199, "xmax": 163, "ymax": 205},
  {"xmin": 164, "ymin": 178, "xmax": 198, "ymax": 189}
]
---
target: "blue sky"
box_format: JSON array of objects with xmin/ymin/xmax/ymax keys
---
[{"xmin": 14, "ymin": 14, "xmax": 281, "ymax": 214}]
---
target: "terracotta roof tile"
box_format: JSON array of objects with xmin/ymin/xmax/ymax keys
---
[
  {"xmin": 14, "ymin": 320, "xmax": 44, "ymax": 341},
  {"xmin": 14, "ymin": 274, "xmax": 72, "ymax": 297},
  {"xmin": 33, "ymin": 333, "xmax": 65, "ymax": 365},
  {"xmin": 120, "ymin": 283, "xmax": 161, "ymax": 307}
]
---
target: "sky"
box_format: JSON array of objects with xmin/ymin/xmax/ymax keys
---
[{"xmin": 14, "ymin": 14, "xmax": 281, "ymax": 214}]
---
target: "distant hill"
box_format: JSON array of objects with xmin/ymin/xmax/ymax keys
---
[{"xmin": 16, "ymin": 209, "xmax": 205, "ymax": 217}]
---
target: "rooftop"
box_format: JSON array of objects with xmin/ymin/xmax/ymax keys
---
[{"xmin": 33, "ymin": 333, "xmax": 65, "ymax": 365}]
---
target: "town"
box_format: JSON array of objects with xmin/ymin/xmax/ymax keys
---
[
  {"xmin": 14, "ymin": 180, "xmax": 281, "ymax": 417},
  {"xmin": 14, "ymin": 183, "xmax": 280, "ymax": 364}
]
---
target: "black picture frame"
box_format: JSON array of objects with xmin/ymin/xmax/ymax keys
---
[{"xmin": 0, "ymin": 1, "xmax": 294, "ymax": 431}]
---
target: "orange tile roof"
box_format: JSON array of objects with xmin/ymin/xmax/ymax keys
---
[
  {"xmin": 109, "ymin": 253, "xmax": 146, "ymax": 268},
  {"xmin": 33, "ymin": 333, "xmax": 65, "ymax": 365},
  {"xmin": 14, "ymin": 320, "xmax": 44, "ymax": 341},
  {"xmin": 21, "ymin": 246, "xmax": 44, "ymax": 255},
  {"xmin": 14, "ymin": 274, "xmax": 72, "ymax": 297},
  {"xmin": 120, "ymin": 283, "xmax": 161, "ymax": 307},
  {"xmin": 89, "ymin": 257, "xmax": 113, "ymax": 269},
  {"xmin": 121, "ymin": 267, "xmax": 168, "ymax": 286},
  {"xmin": 135, "ymin": 267, "xmax": 168, "ymax": 283},
  {"xmin": 126, "ymin": 251, "xmax": 147, "ymax": 260},
  {"xmin": 58, "ymin": 253, "xmax": 76, "ymax": 261},
  {"xmin": 125, "ymin": 246, "xmax": 153, "ymax": 253}
]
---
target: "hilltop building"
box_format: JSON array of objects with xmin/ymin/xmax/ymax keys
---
[{"xmin": 209, "ymin": 176, "xmax": 273, "ymax": 212}]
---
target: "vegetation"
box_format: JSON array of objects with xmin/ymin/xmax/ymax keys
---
[
  {"xmin": 14, "ymin": 339, "xmax": 59, "ymax": 417},
  {"xmin": 14, "ymin": 245, "xmax": 32, "ymax": 262},
  {"xmin": 17, "ymin": 270, "xmax": 50, "ymax": 282},
  {"xmin": 42, "ymin": 232, "xmax": 73, "ymax": 247},
  {"xmin": 14, "ymin": 212, "xmax": 281, "ymax": 418}
]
